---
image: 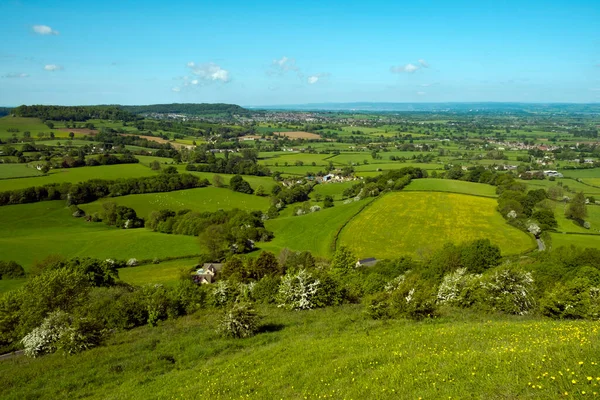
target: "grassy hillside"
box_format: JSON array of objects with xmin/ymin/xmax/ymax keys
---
[
  {"xmin": 118, "ymin": 257, "xmax": 199, "ymax": 287},
  {"xmin": 80, "ymin": 187, "xmax": 271, "ymax": 217},
  {"xmin": 262, "ymin": 199, "xmax": 373, "ymax": 257},
  {"xmin": 339, "ymin": 192, "xmax": 535, "ymax": 259},
  {"xmin": 405, "ymin": 178, "xmax": 498, "ymax": 197},
  {"xmin": 1, "ymin": 306, "xmax": 598, "ymax": 399},
  {"xmin": 0, "ymin": 164, "xmax": 157, "ymax": 192},
  {"xmin": 0, "ymin": 201, "xmax": 201, "ymax": 272},
  {"xmin": 0, "ymin": 164, "xmax": 44, "ymax": 179}
]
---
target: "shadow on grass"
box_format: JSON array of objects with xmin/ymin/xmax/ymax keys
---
[{"xmin": 257, "ymin": 323, "xmax": 285, "ymax": 334}]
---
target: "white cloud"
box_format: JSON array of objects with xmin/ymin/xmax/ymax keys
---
[
  {"xmin": 307, "ymin": 73, "xmax": 330, "ymax": 85},
  {"xmin": 44, "ymin": 64, "xmax": 63, "ymax": 71},
  {"xmin": 187, "ymin": 62, "xmax": 230, "ymax": 83},
  {"xmin": 172, "ymin": 87, "xmax": 181, "ymax": 92},
  {"xmin": 391, "ymin": 63, "xmax": 420, "ymax": 73},
  {"xmin": 391, "ymin": 59, "xmax": 431, "ymax": 74},
  {"xmin": 272, "ymin": 56, "xmax": 298, "ymax": 72},
  {"xmin": 417, "ymin": 91, "xmax": 426, "ymax": 96},
  {"xmin": 33, "ymin": 25, "xmax": 59, "ymax": 35},
  {"xmin": 2, "ymin": 72, "xmax": 29, "ymax": 78},
  {"xmin": 191, "ymin": 79, "xmax": 199, "ymax": 85}
]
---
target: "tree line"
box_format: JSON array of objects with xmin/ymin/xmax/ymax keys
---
[
  {"xmin": 0, "ymin": 169, "xmax": 207, "ymax": 207},
  {"xmin": 11, "ymin": 105, "xmax": 138, "ymax": 122}
]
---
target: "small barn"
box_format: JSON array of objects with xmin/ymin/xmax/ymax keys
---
[{"xmin": 356, "ymin": 258, "xmax": 378, "ymax": 267}]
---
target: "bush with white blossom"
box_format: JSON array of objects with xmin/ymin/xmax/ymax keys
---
[{"xmin": 277, "ymin": 269, "xmax": 321, "ymax": 310}]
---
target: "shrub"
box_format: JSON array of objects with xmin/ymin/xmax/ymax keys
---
[
  {"xmin": 277, "ymin": 269, "xmax": 321, "ymax": 310},
  {"xmin": 251, "ymin": 275, "xmax": 280, "ymax": 304},
  {"xmin": 127, "ymin": 258, "xmax": 138, "ymax": 267},
  {"xmin": 364, "ymin": 292, "xmax": 392, "ymax": 320},
  {"xmin": 478, "ymin": 268, "xmax": 536, "ymax": 315},
  {"xmin": 437, "ymin": 268, "xmax": 480, "ymax": 305},
  {"xmin": 0, "ymin": 260, "xmax": 25, "ymax": 279},
  {"xmin": 21, "ymin": 310, "xmax": 104, "ymax": 358},
  {"xmin": 388, "ymin": 275, "xmax": 437, "ymax": 320},
  {"xmin": 217, "ymin": 302, "xmax": 260, "ymax": 339},
  {"xmin": 541, "ymin": 278, "xmax": 600, "ymax": 320}
]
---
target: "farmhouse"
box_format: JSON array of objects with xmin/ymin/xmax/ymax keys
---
[
  {"xmin": 193, "ymin": 263, "xmax": 223, "ymax": 284},
  {"xmin": 356, "ymin": 258, "xmax": 378, "ymax": 267}
]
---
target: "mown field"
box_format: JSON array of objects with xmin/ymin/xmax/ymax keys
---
[
  {"xmin": 262, "ymin": 199, "xmax": 373, "ymax": 257},
  {"xmin": 405, "ymin": 178, "xmax": 497, "ymax": 197},
  {"xmin": 118, "ymin": 257, "xmax": 199, "ymax": 287},
  {"xmin": 339, "ymin": 192, "xmax": 535, "ymax": 259},
  {"xmin": 0, "ymin": 201, "xmax": 201, "ymax": 274},
  {"xmin": 1, "ymin": 305, "xmax": 599, "ymax": 399},
  {"xmin": 0, "ymin": 164, "xmax": 43, "ymax": 179},
  {"xmin": 0, "ymin": 164, "xmax": 157, "ymax": 192},
  {"xmin": 80, "ymin": 187, "xmax": 272, "ymax": 217}
]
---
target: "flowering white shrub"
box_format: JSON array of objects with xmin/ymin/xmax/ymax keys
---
[
  {"xmin": 437, "ymin": 268, "xmax": 480, "ymax": 304},
  {"xmin": 482, "ymin": 268, "xmax": 535, "ymax": 315},
  {"xmin": 527, "ymin": 223, "xmax": 541, "ymax": 236},
  {"xmin": 21, "ymin": 311, "xmax": 103, "ymax": 357},
  {"xmin": 584, "ymin": 221, "xmax": 591, "ymax": 229},
  {"xmin": 310, "ymin": 205, "xmax": 321, "ymax": 213},
  {"xmin": 127, "ymin": 258, "xmax": 138, "ymax": 266},
  {"xmin": 217, "ymin": 303, "xmax": 260, "ymax": 338},
  {"xmin": 212, "ymin": 280, "xmax": 232, "ymax": 307},
  {"xmin": 22, "ymin": 311, "xmax": 70, "ymax": 358},
  {"xmin": 506, "ymin": 210, "xmax": 517, "ymax": 219},
  {"xmin": 384, "ymin": 274, "xmax": 407, "ymax": 293},
  {"xmin": 277, "ymin": 269, "xmax": 321, "ymax": 310}
]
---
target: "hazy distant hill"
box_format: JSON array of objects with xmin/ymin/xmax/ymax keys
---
[
  {"xmin": 0, "ymin": 107, "xmax": 13, "ymax": 117},
  {"xmin": 121, "ymin": 103, "xmax": 252, "ymax": 117},
  {"xmin": 250, "ymin": 102, "xmax": 600, "ymax": 114}
]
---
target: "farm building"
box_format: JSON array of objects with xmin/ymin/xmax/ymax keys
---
[
  {"xmin": 193, "ymin": 263, "xmax": 223, "ymax": 284},
  {"xmin": 356, "ymin": 258, "xmax": 378, "ymax": 267}
]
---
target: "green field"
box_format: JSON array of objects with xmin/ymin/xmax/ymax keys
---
[
  {"xmin": 405, "ymin": 178, "xmax": 497, "ymax": 197},
  {"xmin": 549, "ymin": 232, "xmax": 600, "ymax": 249},
  {"xmin": 80, "ymin": 187, "xmax": 271, "ymax": 217},
  {"xmin": 0, "ymin": 164, "xmax": 157, "ymax": 192},
  {"xmin": 339, "ymin": 192, "xmax": 535, "ymax": 259},
  {"xmin": 0, "ymin": 201, "xmax": 201, "ymax": 273},
  {"xmin": 1, "ymin": 305, "xmax": 599, "ymax": 399},
  {"xmin": 0, "ymin": 164, "xmax": 43, "ymax": 179},
  {"xmin": 310, "ymin": 181, "xmax": 357, "ymax": 200},
  {"xmin": 262, "ymin": 199, "xmax": 373, "ymax": 257},
  {"xmin": 0, "ymin": 116, "xmax": 50, "ymax": 139},
  {"xmin": 554, "ymin": 203, "xmax": 600, "ymax": 234},
  {"xmin": 118, "ymin": 257, "xmax": 199, "ymax": 287}
]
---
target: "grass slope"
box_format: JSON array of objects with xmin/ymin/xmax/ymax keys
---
[
  {"xmin": 80, "ymin": 187, "xmax": 271, "ymax": 217},
  {"xmin": 0, "ymin": 164, "xmax": 156, "ymax": 192},
  {"xmin": 0, "ymin": 164, "xmax": 43, "ymax": 179},
  {"xmin": 339, "ymin": 192, "xmax": 534, "ymax": 259},
  {"xmin": 118, "ymin": 257, "xmax": 199, "ymax": 287},
  {"xmin": 1, "ymin": 306, "xmax": 599, "ymax": 399},
  {"xmin": 405, "ymin": 178, "xmax": 498, "ymax": 197},
  {"xmin": 0, "ymin": 201, "xmax": 200, "ymax": 273},
  {"xmin": 262, "ymin": 199, "xmax": 372, "ymax": 257}
]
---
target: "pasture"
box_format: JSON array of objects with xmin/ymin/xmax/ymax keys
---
[
  {"xmin": 0, "ymin": 164, "xmax": 157, "ymax": 192},
  {"xmin": 0, "ymin": 164, "xmax": 43, "ymax": 179},
  {"xmin": 118, "ymin": 257, "xmax": 199, "ymax": 287},
  {"xmin": 339, "ymin": 192, "xmax": 534, "ymax": 259},
  {"xmin": 80, "ymin": 187, "xmax": 272, "ymax": 217},
  {"xmin": 273, "ymin": 131, "xmax": 321, "ymax": 140},
  {"xmin": 0, "ymin": 201, "xmax": 201, "ymax": 273},
  {"xmin": 262, "ymin": 199, "xmax": 372, "ymax": 257},
  {"xmin": 1, "ymin": 306, "xmax": 599, "ymax": 399},
  {"xmin": 0, "ymin": 116, "xmax": 49, "ymax": 140},
  {"xmin": 310, "ymin": 181, "xmax": 357, "ymax": 200},
  {"xmin": 404, "ymin": 178, "xmax": 497, "ymax": 197}
]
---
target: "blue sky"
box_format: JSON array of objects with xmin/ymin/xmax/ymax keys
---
[{"xmin": 1, "ymin": 0, "xmax": 599, "ymax": 106}]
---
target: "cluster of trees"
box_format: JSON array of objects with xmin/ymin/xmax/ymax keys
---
[
  {"xmin": 57, "ymin": 153, "xmax": 139, "ymax": 169},
  {"xmin": 342, "ymin": 167, "xmax": 428, "ymax": 199},
  {"xmin": 0, "ymin": 256, "xmax": 204, "ymax": 355},
  {"xmin": 186, "ymin": 154, "xmax": 271, "ymax": 176},
  {"xmin": 0, "ymin": 169, "xmax": 208, "ymax": 207},
  {"xmin": 0, "ymin": 261, "xmax": 25, "ymax": 279},
  {"xmin": 92, "ymin": 130, "xmax": 177, "ymax": 153},
  {"xmin": 12, "ymin": 105, "xmax": 137, "ymax": 122},
  {"xmin": 122, "ymin": 103, "xmax": 251, "ymax": 118},
  {"xmin": 146, "ymin": 208, "xmax": 273, "ymax": 258}
]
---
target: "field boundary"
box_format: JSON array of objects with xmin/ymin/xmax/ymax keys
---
[
  {"xmin": 403, "ymin": 189, "xmax": 498, "ymax": 199},
  {"xmin": 331, "ymin": 197, "xmax": 376, "ymax": 253}
]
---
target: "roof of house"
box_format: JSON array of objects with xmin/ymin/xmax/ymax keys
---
[{"xmin": 359, "ymin": 258, "xmax": 377, "ymax": 263}]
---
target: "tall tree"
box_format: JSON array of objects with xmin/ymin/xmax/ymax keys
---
[{"xmin": 565, "ymin": 191, "xmax": 587, "ymax": 223}]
